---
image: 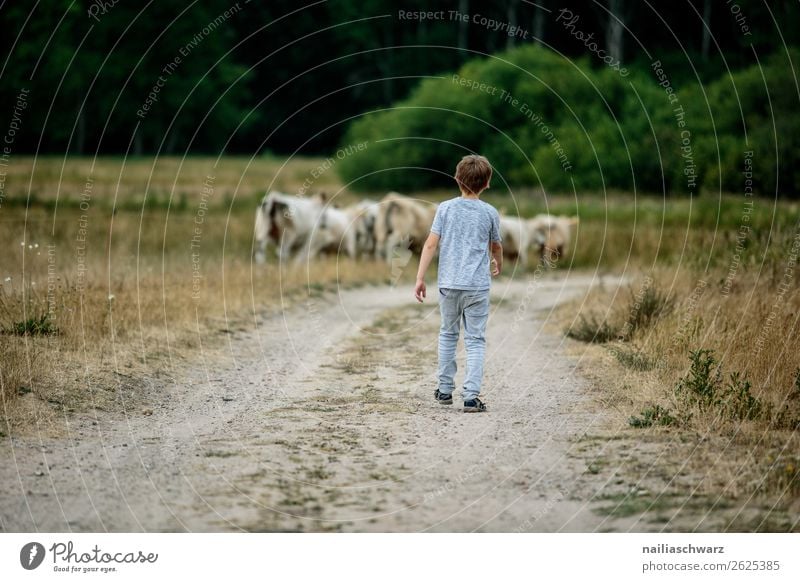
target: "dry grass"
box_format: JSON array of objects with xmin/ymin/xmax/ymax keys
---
[
  {"xmin": 0, "ymin": 229, "xmax": 395, "ymax": 434},
  {"xmin": 0, "ymin": 156, "xmax": 404, "ymax": 435},
  {"xmin": 558, "ymin": 238, "xmax": 800, "ymax": 510}
]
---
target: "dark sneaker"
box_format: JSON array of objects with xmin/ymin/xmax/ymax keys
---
[
  {"xmin": 463, "ymin": 398, "xmax": 487, "ymax": 413},
  {"xmin": 433, "ymin": 389, "xmax": 453, "ymax": 405}
]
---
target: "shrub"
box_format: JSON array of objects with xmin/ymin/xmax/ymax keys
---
[
  {"xmin": 674, "ymin": 349, "xmax": 720, "ymax": 411},
  {"xmin": 721, "ymin": 372, "xmax": 762, "ymax": 421},
  {"xmin": 629, "ymin": 404, "xmax": 675, "ymax": 428},
  {"xmin": 566, "ymin": 314, "xmax": 619, "ymax": 344},
  {"xmin": 674, "ymin": 349, "xmax": 765, "ymax": 422},
  {"xmin": 338, "ymin": 45, "xmax": 800, "ymax": 196}
]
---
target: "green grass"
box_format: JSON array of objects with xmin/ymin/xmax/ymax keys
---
[
  {"xmin": 3, "ymin": 313, "xmax": 58, "ymax": 336},
  {"xmin": 594, "ymin": 491, "xmax": 734, "ymax": 520},
  {"xmin": 629, "ymin": 404, "xmax": 676, "ymax": 428}
]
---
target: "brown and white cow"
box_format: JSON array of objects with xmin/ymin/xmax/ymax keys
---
[
  {"xmin": 254, "ymin": 191, "xmax": 381, "ymax": 264},
  {"xmin": 253, "ymin": 191, "xmax": 329, "ymax": 264}
]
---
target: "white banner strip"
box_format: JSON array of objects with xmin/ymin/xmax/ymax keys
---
[{"xmin": 1, "ymin": 533, "xmax": 797, "ymax": 581}]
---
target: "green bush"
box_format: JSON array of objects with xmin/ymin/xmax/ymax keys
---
[
  {"xmin": 674, "ymin": 349, "xmax": 722, "ymax": 412},
  {"xmin": 674, "ymin": 349, "xmax": 765, "ymax": 422},
  {"xmin": 722, "ymin": 372, "xmax": 763, "ymax": 421},
  {"xmin": 338, "ymin": 45, "xmax": 800, "ymax": 196}
]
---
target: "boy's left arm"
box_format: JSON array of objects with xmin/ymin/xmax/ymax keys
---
[{"xmin": 414, "ymin": 233, "xmax": 440, "ymax": 303}]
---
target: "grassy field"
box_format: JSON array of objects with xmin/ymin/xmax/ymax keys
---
[
  {"xmin": 552, "ymin": 214, "xmax": 800, "ymax": 518},
  {"xmin": 0, "ymin": 156, "xmax": 388, "ymax": 433},
  {"xmin": 1, "ymin": 157, "xmax": 798, "ymax": 518}
]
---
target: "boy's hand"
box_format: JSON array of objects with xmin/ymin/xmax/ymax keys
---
[
  {"xmin": 491, "ymin": 258, "xmax": 500, "ymax": 277},
  {"xmin": 414, "ymin": 278, "xmax": 426, "ymax": 303}
]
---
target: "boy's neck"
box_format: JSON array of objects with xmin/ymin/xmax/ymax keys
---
[{"xmin": 459, "ymin": 190, "xmax": 480, "ymax": 200}]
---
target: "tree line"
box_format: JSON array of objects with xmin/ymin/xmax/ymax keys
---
[{"xmin": 0, "ymin": 0, "xmax": 796, "ymax": 156}]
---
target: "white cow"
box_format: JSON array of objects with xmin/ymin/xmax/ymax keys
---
[
  {"xmin": 312, "ymin": 204, "xmax": 359, "ymax": 259},
  {"xmin": 302, "ymin": 199, "xmax": 382, "ymax": 260},
  {"xmin": 346, "ymin": 199, "xmax": 379, "ymax": 258}
]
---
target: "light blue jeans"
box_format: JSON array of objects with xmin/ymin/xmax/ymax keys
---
[{"xmin": 437, "ymin": 287, "xmax": 490, "ymax": 401}]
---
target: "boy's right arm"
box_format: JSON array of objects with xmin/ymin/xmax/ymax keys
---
[
  {"xmin": 490, "ymin": 208, "xmax": 503, "ymax": 276},
  {"xmin": 490, "ymin": 241, "xmax": 503, "ymax": 276},
  {"xmin": 414, "ymin": 233, "xmax": 440, "ymax": 302},
  {"xmin": 415, "ymin": 204, "xmax": 444, "ymax": 302}
]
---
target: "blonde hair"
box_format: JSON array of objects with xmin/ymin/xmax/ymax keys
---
[{"xmin": 455, "ymin": 154, "xmax": 492, "ymax": 195}]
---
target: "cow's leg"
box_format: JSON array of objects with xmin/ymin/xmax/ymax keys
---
[
  {"xmin": 344, "ymin": 230, "xmax": 357, "ymax": 260},
  {"xmin": 295, "ymin": 235, "xmax": 323, "ymax": 265},
  {"xmin": 518, "ymin": 246, "xmax": 528, "ymax": 268},
  {"xmin": 373, "ymin": 226, "xmax": 387, "ymax": 261},
  {"xmin": 384, "ymin": 233, "xmax": 400, "ymax": 265},
  {"xmin": 384, "ymin": 237, "xmax": 393, "ymax": 264},
  {"xmin": 254, "ymin": 237, "xmax": 268, "ymax": 264},
  {"xmin": 277, "ymin": 232, "xmax": 297, "ymax": 265},
  {"xmin": 372, "ymin": 235, "xmax": 383, "ymax": 260},
  {"xmin": 253, "ymin": 207, "xmax": 270, "ymax": 264}
]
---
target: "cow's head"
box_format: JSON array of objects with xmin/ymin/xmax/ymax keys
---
[{"xmin": 311, "ymin": 191, "xmax": 329, "ymax": 205}]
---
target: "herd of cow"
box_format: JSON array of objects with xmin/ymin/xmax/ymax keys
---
[{"xmin": 253, "ymin": 190, "xmax": 579, "ymax": 267}]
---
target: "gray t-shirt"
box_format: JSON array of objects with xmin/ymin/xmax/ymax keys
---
[{"xmin": 431, "ymin": 197, "xmax": 502, "ymax": 291}]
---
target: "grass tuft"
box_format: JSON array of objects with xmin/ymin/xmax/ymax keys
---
[
  {"xmin": 567, "ymin": 314, "xmax": 619, "ymax": 343},
  {"xmin": 628, "ymin": 404, "xmax": 676, "ymax": 428},
  {"xmin": 608, "ymin": 344, "xmax": 657, "ymax": 371},
  {"xmin": 3, "ymin": 313, "xmax": 58, "ymax": 336},
  {"xmin": 621, "ymin": 284, "xmax": 675, "ymax": 339}
]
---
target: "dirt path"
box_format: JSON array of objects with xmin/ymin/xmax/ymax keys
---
[{"xmin": 1, "ymin": 272, "xmax": 648, "ymax": 532}]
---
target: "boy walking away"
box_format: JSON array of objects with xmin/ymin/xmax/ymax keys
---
[{"xmin": 414, "ymin": 155, "xmax": 503, "ymax": 413}]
